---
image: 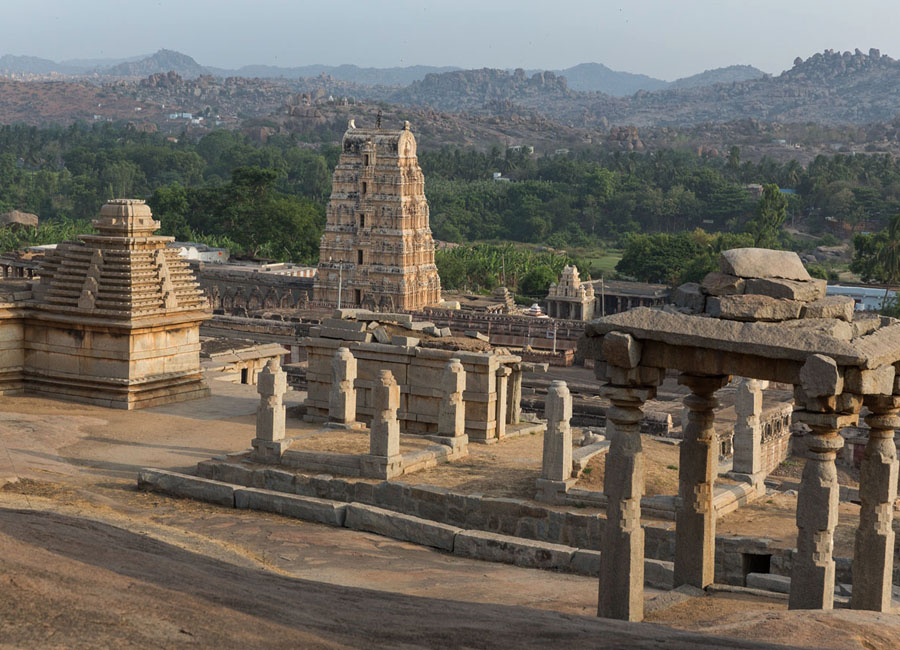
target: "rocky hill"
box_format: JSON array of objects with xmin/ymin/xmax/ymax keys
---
[
  {"xmin": 382, "ymin": 49, "xmax": 900, "ymax": 127},
  {"xmin": 210, "ymin": 63, "xmax": 459, "ymax": 86},
  {"xmin": 104, "ymin": 49, "xmax": 209, "ymax": 78},
  {"xmin": 552, "ymin": 63, "xmax": 668, "ymax": 95},
  {"xmin": 667, "ymin": 64, "xmax": 765, "ymax": 89},
  {"xmin": 387, "ymin": 68, "xmax": 575, "ymax": 114}
]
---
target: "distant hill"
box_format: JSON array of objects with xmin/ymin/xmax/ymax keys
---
[
  {"xmin": 388, "ymin": 68, "xmax": 574, "ymax": 113},
  {"xmin": 211, "ymin": 63, "xmax": 460, "ymax": 86},
  {"xmin": 667, "ymin": 64, "xmax": 765, "ymax": 90},
  {"xmin": 0, "ymin": 54, "xmax": 80, "ymax": 75},
  {"xmin": 552, "ymin": 63, "xmax": 668, "ymax": 95},
  {"xmin": 103, "ymin": 49, "xmax": 209, "ymax": 78}
]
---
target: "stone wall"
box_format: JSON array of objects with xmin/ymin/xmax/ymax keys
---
[
  {"xmin": 304, "ymin": 336, "xmax": 521, "ymax": 442},
  {"xmin": 196, "ymin": 459, "xmax": 869, "ymax": 588},
  {"xmin": 195, "ymin": 264, "xmax": 314, "ymax": 313}
]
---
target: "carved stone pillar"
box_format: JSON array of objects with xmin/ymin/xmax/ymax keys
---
[
  {"xmin": 536, "ymin": 380, "xmax": 575, "ymax": 503},
  {"xmin": 789, "ymin": 409, "xmax": 856, "ymax": 609},
  {"xmin": 495, "ymin": 366, "xmax": 511, "ymax": 439},
  {"xmin": 732, "ymin": 378, "xmax": 763, "ymax": 477},
  {"xmin": 251, "ymin": 358, "xmax": 289, "ymax": 461},
  {"xmin": 674, "ymin": 374, "xmax": 729, "ymax": 589},
  {"xmin": 507, "ymin": 364, "xmax": 523, "ymax": 425},
  {"xmin": 361, "ymin": 370, "xmax": 403, "ymax": 479},
  {"xmin": 598, "ymin": 379, "xmax": 655, "ymax": 621},
  {"xmin": 852, "ymin": 394, "xmax": 900, "ymax": 611},
  {"xmin": 438, "ymin": 359, "xmax": 467, "ymax": 455},
  {"xmin": 329, "ymin": 347, "xmax": 358, "ymax": 426}
]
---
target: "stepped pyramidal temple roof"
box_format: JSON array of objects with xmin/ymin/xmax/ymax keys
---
[{"xmin": 35, "ymin": 199, "xmax": 207, "ymax": 321}]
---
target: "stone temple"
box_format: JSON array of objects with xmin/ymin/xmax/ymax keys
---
[
  {"xmin": 21, "ymin": 199, "xmax": 210, "ymax": 408},
  {"xmin": 313, "ymin": 120, "xmax": 441, "ymax": 312}
]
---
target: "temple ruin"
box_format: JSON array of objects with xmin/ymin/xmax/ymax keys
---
[
  {"xmin": 313, "ymin": 120, "xmax": 441, "ymax": 312},
  {"xmin": 582, "ymin": 247, "xmax": 900, "ymax": 619},
  {"xmin": 0, "ymin": 198, "xmax": 210, "ymax": 408}
]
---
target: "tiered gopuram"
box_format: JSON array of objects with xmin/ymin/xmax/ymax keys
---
[
  {"xmin": 313, "ymin": 120, "xmax": 441, "ymax": 311},
  {"xmin": 27, "ymin": 198, "xmax": 210, "ymax": 408}
]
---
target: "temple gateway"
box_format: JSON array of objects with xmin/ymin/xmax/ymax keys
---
[{"xmin": 313, "ymin": 120, "xmax": 441, "ymax": 312}]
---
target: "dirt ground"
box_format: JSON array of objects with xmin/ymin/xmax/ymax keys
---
[{"xmin": 1, "ymin": 375, "xmax": 899, "ymax": 648}]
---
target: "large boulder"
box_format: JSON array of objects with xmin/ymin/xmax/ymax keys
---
[{"xmin": 719, "ymin": 248, "xmax": 811, "ymax": 281}]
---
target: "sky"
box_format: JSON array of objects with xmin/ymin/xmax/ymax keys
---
[{"xmin": 1, "ymin": 0, "xmax": 898, "ymax": 80}]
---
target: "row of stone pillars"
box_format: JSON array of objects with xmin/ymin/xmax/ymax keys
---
[
  {"xmin": 328, "ymin": 347, "xmax": 468, "ymax": 448},
  {"xmin": 597, "ymin": 334, "xmax": 900, "ymax": 620}
]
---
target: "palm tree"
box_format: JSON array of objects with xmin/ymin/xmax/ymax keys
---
[{"xmin": 877, "ymin": 213, "xmax": 900, "ymax": 310}]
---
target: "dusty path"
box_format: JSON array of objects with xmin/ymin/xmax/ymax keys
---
[
  {"xmin": 0, "ymin": 506, "xmax": 787, "ymax": 649},
  {"xmin": 0, "ymin": 381, "xmax": 899, "ymax": 648}
]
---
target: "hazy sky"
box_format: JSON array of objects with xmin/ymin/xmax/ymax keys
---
[{"xmin": 2, "ymin": 0, "xmax": 898, "ymax": 79}]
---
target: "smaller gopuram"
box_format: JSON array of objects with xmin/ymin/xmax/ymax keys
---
[
  {"xmin": 26, "ymin": 199, "xmax": 210, "ymax": 408},
  {"xmin": 313, "ymin": 119, "xmax": 441, "ymax": 311},
  {"xmin": 545, "ymin": 265, "xmax": 595, "ymax": 320}
]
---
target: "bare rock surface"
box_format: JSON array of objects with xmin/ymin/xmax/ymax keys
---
[{"xmin": 719, "ymin": 248, "xmax": 811, "ymax": 282}]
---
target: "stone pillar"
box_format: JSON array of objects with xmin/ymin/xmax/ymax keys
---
[
  {"xmin": 674, "ymin": 373, "xmax": 729, "ymax": 589},
  {"xmin": 851, "ymin": 394, "xmax": 900, "ymax": 611},
  {"xmin": 495, "ymin": 366, "xmax": 511, "ymax": 439},
  {"xmin": 536, "ymin": 381, "xmax": 575, "ymax": 503},
  {"xmin": 328, "ymin": 347, "xmax": 358, "ymax": 427},
  {"xmin": 507, "ymin": 365, "xmax": 523, "ymax": 425},
  {"xmin": 598, "ymin": 379, "xmax": 656, "ymax": 621},
  {"xmin": 251, "ymin": 359, "xmax": 289, "ymax": 461},
  {"xmin": 438, "ymin": 359, "xmax": 468, "ymax": 455},
  {"xmin": 789, "ymin": 408, "xmax": 855, "ymax": 609},
  {"xmin": 361, "ymin": 370, "xmax": 402, "ymax": 479},
  {"xmin": 732, "ymin": 378, "xmax": 763, "ymax": 477},
  {"xmin": 596, "ymin": 329, "xmax": 661, "ymax": 622}
]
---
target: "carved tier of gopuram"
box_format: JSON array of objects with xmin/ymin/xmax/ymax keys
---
[
  {"xmin": 581, "ymin": 247, "xmax": 900, "ymax": 621},
  {"xmin": 25, "ymin": 199, "xmax": 211, "ymax": 408},
  {"xmin": 313, "ymin": 120, "xmax": 441, "ymax": 312}
]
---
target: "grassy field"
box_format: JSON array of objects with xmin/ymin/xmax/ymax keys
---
[{"xmin": 575, "ymin": 248, "xmax": 623, "ymax": 277}]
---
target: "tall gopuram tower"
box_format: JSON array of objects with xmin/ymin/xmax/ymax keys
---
[{"xmin": 314, "ymin": 120, "xmax": 441, "ymax": 312}]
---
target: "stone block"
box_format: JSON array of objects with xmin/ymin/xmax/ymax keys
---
[
  {"xmin": 719, "ymin": 248, "xmax": 812, "ymax": 281},
  {"xmin": 701, "ymin": 272, "xmax": 745, "ymax": 296},
  {"xmin": 569, "ymin": 549, "xmax": 603, "ymax": 576},
  {"xmin": 465, "ymin": 330, "xmax": 490, "ymax": 342},
  {"xmin": 601, "ymin": 331, "xmax": 641, "ymax": 369},
  {"xmin": 322, "ymin": 318, "xmax": 367, "ymax": 332},
  {"xmin": 137, "ymin": 468, "xmax": 235, "ymax": 507},
  {"xmin": 705, "ymin": 294, "xmax": 803, "ymax": 322},
  {"xmin": 407, "ymin": 321, "xmax": 432, "ymax": 332},
  {"xmin": 344, "ymin": 503, "xmax": 461, "ymax": 551},
  {"xmin": 453, "ymin": 530, "xmax": 574, "ymax": 571},
  {"xmin": 672, "ymin": 282, "xmax": 706, "ymax": 313},
  {"xmin": 746, "ymin": 572, "xmax": 791, "ymax": 594},
  {"xmin": 372, "ymin": 326, "xmax": 390, "ymax": 344},
  {"xmin": 801, "ymin": 296, "xmax": 855, "ymax": 322},
  {"xmin": 391, "ymin": 335, "xmax": 420, "ymax": 347},
  {"xmin": 318, "ymin": 326, "xmax": 372, "ymax": 342},
  {"xmin": 845, "ymin": 365, "xmax": 895, "ymax": 395},
  {"xmin": 645, "ymin": 558, "xmax": 675, "ymax": 590},
  {"xmin": 439, "ymin": 327, "xmax": 452, "ymax": 337},
  {"xmin": 234, "ymin": 488, "xmax": 347, "ymax": 526},
  {"xmin": 799, "ymin": 354, "xmax": 843, "ymax": 398},
  {"xmin": 744, "ymin": 277, "xmax": 826, "ymax": 302}
]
